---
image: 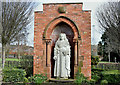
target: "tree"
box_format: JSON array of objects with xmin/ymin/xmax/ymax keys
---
[
  {"xmin": 97, "ymin": 41, "xmax": 103, "ymax": 56},
  {"xmin": 1, "ymin": 1, "xmax": 35, "ymax": 68},
  {"xmin": 99, "ymin": 32, "xmax": 110, "ymax": 61},
  {"xmin": 0, "ymin": 1, "xmax": 3, "ymax": 68},
  {"xmin": 96, "ymin": 2, "xmax": 120, "ymax": 60},
  {"xmin": 14, "ymin": 31, "xmax": 29, "ymax": 59}
]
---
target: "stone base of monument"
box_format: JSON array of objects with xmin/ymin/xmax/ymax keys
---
[{"xmin": 49, "ymin": 78, "xmax": 74, "ymax": 83}]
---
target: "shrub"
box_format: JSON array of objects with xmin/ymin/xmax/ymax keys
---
[
  {"xmin": 92, "ymin": 75, "xmax": 101, "ymax": 82},
  {"xmin": 28, "ymin": 76, "xmax": 34, "ymax": 83},
  {"xmin": 2, "ymin": 68, "xmax": 26, "ymax": 82},
  {"xmin": 100, "ymin": 80, "xmax": 108, "ymax": 85},
  {"xmin": 91, "ymin": 56, "xmax": 99, "ymax": 65},
  {"xmin": 101, "ymin": 70, "xmax": 120, "ymax": 84},
  {"xmin": 28, "ymin": 74, "xmax": 47, "ymax": 83},
  {"xmin": 75, "ymin": 71, "xmax": 89, "ymax": 84},
  {"xmin": 5, "ymin": 61, "xmax": 20, "ymax": 68},
  {"xmin": 90, "ymin": 79, "xmax": 96, "ymax": 85},
  {"xmin": 91, "ymin": 67, "xmax": 104, "ymax": 84},
  {"xmin": 102, "ymin": 74, "xmax": 120, "ymax": 84},
  {"xmin": 20, "ymin": 55, "xmax": 33, "ymax": 77},
  {"xmin": 91, "ymin": 67, "xmax": 104, "ymax": 75},
  {"xmin": 23, "ymin": 77, "xmax": 29, "ymax": 83},
  {"xmin": 34, "ymin": 74, "xmax": 47, "ymax": 83},
  {"xmin": 20, "ymin": 55, "xmax": 33, "ymax": 68}
]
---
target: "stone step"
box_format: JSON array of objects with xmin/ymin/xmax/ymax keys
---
[{"xmin": 49, "ymin": 78, "xmax": 74, "ymax": 83}]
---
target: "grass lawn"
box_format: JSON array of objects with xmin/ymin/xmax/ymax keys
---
[
  {"xmin": 0, "ymin": 58, "xmax": 19, "ymax": 61},
  {"xmin": 102, "ymin": 70, "xmax": 120, "ymax": 74},
  {"xmin": 99, "ymin": 61, "xmax": 116, "ymax": 63},
  {"xmin": 5, "ymin": 58, "xmax": 19, "ymax": 61}
]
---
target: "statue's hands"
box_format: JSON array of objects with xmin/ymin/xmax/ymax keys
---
[{"xmin": 53, "ymin": 56, "xmax": 57, "ymax": 60}]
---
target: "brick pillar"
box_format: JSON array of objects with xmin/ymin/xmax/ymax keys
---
[
  {"xmin": 73, "ymin": 39, "xmax": 78, "ymax": 66},
  {"xmin": 45, "ymin": 39, "xmax": 51, "ymax": 67},
  {"xmin": 44, "ymin": 39, "xmax": 51, "ymax": 78}
]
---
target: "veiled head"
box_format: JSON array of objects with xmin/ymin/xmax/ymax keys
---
[{"xmin": 59, "ymin": 33, "xmax": 67, "ymax": 40}]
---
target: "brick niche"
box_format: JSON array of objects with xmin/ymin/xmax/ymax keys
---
[{"xmin": 34, "ymin": 3, "xmax": 91, "ymax": 79}]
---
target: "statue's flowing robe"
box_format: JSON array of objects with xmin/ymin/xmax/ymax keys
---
[{"xmin": 54, "ymin": 38, "xmax": 71, "ymax": 78}]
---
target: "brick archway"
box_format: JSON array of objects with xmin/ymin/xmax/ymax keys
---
[
  {"xmin": 51, "ymin": 22, "xmax": 75, "ymax": 78},
  {"xmin": 43, "ymin": 16, "xmax": 81, "ymax": 78},
  {"xmin": 34, "ymin": 3, "xmax": 91, "ymax": 80},
  {"xmin": 43, "ymin": 16, "xmax": 81, "ymax": 40}
]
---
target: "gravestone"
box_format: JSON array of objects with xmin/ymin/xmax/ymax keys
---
[{"xmin": 34, "ymin": 2, "xmax": 91, "ymax": 80}]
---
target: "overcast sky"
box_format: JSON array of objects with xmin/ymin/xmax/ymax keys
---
[
  {"xmin": 0, "ymin": 0, "xmax": 118, "ymax": 47},
  {"xmin": 27, "ymin": 0, "xmax": 111, "ymax": 46}
]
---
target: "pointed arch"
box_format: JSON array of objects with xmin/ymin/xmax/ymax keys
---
[{"xmin": 43, "ymin": 16, "xmax": 81, "ymax": 40}]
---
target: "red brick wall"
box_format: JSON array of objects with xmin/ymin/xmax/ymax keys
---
[{"xmin": 34, "ymin": 3, "xmax": 91, "ymax": 79}]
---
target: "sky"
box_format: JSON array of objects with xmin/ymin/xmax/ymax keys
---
[
  {"xmin": 27, "ymin": 0, "xmax": 111, "ymax": 46},
  {"xmin": 1, "ymin": 0, "xmax": 104, "ymax": 48},
  {"xmin": 0, "ymin": 0, "xmax": 119, "ymax": 47}
]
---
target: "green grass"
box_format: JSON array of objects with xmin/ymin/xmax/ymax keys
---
[
  {"xmin": 102, "ymin": 70, "xmax": 120, "ymax": 74},
  {"xmin": 0, "ymin": 58, "xmax": 19, "ymax": 61},
  {"xmin": 5, "ymin": 58, "xmax": 19, "ymax": 61},
  {"xmin": 99, "ymin": 61, "xmax": 115, "ymax": 63}
]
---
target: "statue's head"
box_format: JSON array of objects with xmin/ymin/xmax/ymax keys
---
[{"xmin": 59, "ymin": 33, "xmax": 66, "ymax": 40}]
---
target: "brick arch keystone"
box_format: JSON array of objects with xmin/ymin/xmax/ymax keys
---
[{"xmin": 43, "ymin": 16, "xmax": 81, "ymax": 40}]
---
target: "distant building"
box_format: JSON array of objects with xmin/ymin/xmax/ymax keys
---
[
  {"xmin": 6, "ymin": 44, "xmax": 34, "ymax": 58},
  {"xmin": 91, "ymin": 45, "xmax": 98, "ymax": 56}
]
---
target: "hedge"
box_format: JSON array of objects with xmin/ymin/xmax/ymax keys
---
[
  {"xmin": 5, "ymin": 61, "xmax": 20, "ymax": 68},
  {"xmin": 2, "ymin": 68, "xmax": 26, "ymax": 82},
  {"xmin": 28, "ymin": 74, "xmax": 48, "ymax": 83},
  {"xmin": 100, "ymin": 80, "xmax": 108, "ymax": 85},
  {"xmin": 95, "ymin": 63, "xmax": 120, "ymax": 70},
  {"xmin": 91, "ymin": 56, "xmax": 99, "ymax": 65},
  {"xmin": 5, "ymin": 55, "xmax": 33, "ymax": 77},
  {"xmin": 101, "ymin": 70, "xmax": 120, "ymax": 84}
]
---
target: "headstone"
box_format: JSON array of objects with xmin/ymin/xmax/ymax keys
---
[{"xmin": 115, "ymin": 57, "xmax": 116, "ymax": 63}]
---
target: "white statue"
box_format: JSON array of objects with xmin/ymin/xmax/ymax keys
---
[{"xmin": 53, "ymin": 33, "xmax": 71, "ymax": 78}]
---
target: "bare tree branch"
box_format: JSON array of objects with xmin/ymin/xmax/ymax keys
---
[
  {"xmin": 1, "ymin": 0, "xmax": 36, "ymax": 68},
  {"xmin": 96, "ymin": 2, "xmax": 120, "ymax": 56}
]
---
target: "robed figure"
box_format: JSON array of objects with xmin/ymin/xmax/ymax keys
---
[{"xmin": 53, "ymin": 33, "xmax": 71, "ymax": 78}]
